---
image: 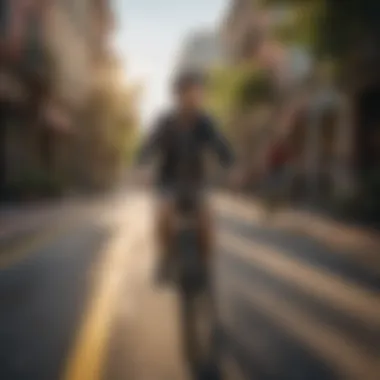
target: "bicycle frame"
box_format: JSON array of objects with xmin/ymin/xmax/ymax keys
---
[{"xmin": 174, "ymin": 210, "xmax": 221, "ymax": 380}]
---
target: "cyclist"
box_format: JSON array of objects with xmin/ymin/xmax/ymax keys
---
[{"xmin": 136, "ymin": 71, "xmax": 240, "ymax": 282}]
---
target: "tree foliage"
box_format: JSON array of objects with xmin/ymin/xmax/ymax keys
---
[
  {"xmin": 207, "ymin": 64, "xmax": 274, "ymax": 125},
  {"xmin": 259, "ymin": 0, "xmax": 380, "ymax": 64},
  {"xmin": 81, "ymin": 58, "xmax": 140, "ymax": 188},
  {"xmin": 239, "ymin": 69, "xmax": 275, "ymax": 107}
]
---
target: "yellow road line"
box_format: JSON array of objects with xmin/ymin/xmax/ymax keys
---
[
  {"xmin": 62, "ymin": 222, "xmax": 139, "ymax": 380},
  {"xmin": 218, "ymin": 231, "xmax": 380, "ymax": 330}
]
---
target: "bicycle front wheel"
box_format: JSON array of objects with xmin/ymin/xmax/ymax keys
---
[{"xmin": 180, "ymin": 286, "xmax": 221, "ymax": 379}]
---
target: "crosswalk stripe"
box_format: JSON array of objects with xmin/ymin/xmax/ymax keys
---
[
  {"xmin": 224, "ymin": 274, "xmax": 380, "ymax": 380},
  {"xmin": 218, "ymin": 231, "xmax": 380, "ymax": 330}
]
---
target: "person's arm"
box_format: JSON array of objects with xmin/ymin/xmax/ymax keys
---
[
  {"xmin": 204, "ymin": 116, "xmax": 235, "ymax": 168},
  {"xmin": 204, "ymin": 115, "xmax": 249, "ymax": 189}
]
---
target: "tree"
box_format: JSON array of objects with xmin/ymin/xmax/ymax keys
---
[
  {"xmin": 80, "ymin": 56, "xmax": 140, "ymax": 189},
  {"xmin": 207, "ymin": 64, "xmax": 274, "ymax": 124},
  {"xmin": 207, "ymin": 63, "xmax": 276, "ymax": 177},
  {"xmin": 260, "ymin": 0, "xmax": 380, "ymax": 80}
]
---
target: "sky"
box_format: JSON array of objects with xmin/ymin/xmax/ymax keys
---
[{"xmin": 112, "ymin": 0, "xmax": 228, "ymax": 127}]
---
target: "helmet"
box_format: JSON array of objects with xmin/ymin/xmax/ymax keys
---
[{"xmin": 172, "ymin": 70, "xmax": 206, "ymax": 93}]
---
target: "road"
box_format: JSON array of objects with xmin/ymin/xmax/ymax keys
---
[{"xmin": 0, "ymin": 190, "xmax": 379, "ymax": 380}]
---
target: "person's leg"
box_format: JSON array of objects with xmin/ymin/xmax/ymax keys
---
[
  {"xmin": 196, "ymin": 202, "xmax": 214, "ymax": 264},
  {"xmin": 156, "ymin": 195, "xmax": 176, "ymax": 261}
]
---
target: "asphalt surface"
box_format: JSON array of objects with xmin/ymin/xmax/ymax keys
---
[{"xmin": 0, "ymin": 190, "xmax": 379, "ymax": 380}]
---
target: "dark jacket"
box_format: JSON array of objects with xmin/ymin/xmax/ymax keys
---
[{"xmin": 137, "ymin": 110, "xmax": 234, "ymax": 187}]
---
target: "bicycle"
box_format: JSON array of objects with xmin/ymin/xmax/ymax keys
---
[{"xmin": 170, "ymin": 186, "xmax": 222, "ymax": 380}]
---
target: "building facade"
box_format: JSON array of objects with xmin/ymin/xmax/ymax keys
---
[
  {"xmin": 175, "ymin": 30, "xmax": 223, "ymax": 75},
  {"xmin": 0, "ymin": 0, "xmax": 52, "ymax": 196},
  {"xmin": 0, "ymin": 0, "xmax": 114, "ymax": 198},
  {"xmin": 221, "ymin": 0, "xmax": 261, "ymax": 63}
]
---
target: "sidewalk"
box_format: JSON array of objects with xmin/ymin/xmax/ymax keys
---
[
  {"xmin": 215, "ymin": 192, "xmax": 380, "ymax": 271},
  {"xmin": 0, "ymin": 191, "xmax": 114, "ymax": 231},
  {"xmin": 0, "ymin": 196, "xmax": 85, "ymax": 239},
  {"xmin": 0, "ymin": 202, "xmax": 55, "ymax": 239}
]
